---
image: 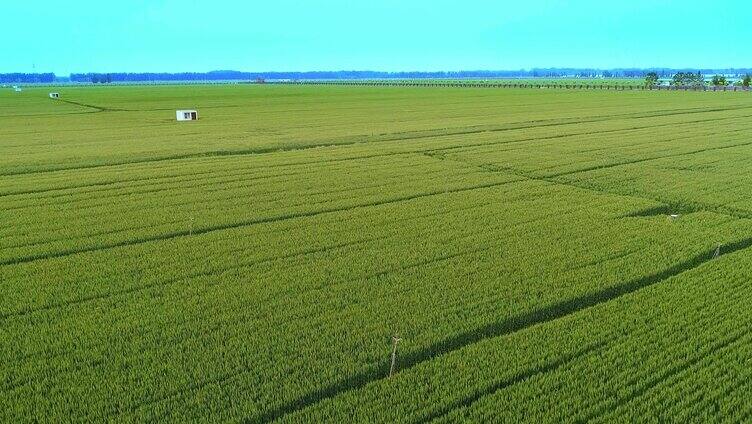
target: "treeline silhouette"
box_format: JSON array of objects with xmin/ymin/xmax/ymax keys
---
[
  {"xmin": 65, "ymin": 69, "xmax": 752, "ymax": 82},
  {"xmin": 4, "ymin": 69, "xmax": 752, "ymax": 83},
  {"xmin": 0, "ymin": 73, "xmax": 55, "ymax": 83}
]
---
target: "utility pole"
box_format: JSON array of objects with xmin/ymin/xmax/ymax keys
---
[
  {"xmin": 189, "ymin": 204, "xmax": 196, "ymax": 236},
  {"xmin": 389, "ymin": 335, "xmax": 402, "ymax": 378}
]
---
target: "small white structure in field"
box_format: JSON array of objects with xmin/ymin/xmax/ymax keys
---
[
  {"xmin": 49, "ymin": 92, "xmax": 60, "ymax": 99},
  {"xmin": 14, "ymin": 87, "xmax": 22, "ymax": 92},
  {"xmin": 176, "ymin": 110, "xmax": 198, "ymax": 121}
]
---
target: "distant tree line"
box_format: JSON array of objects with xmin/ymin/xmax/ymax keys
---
[
  {"xmin": 68, "ymin": 69, "xmax": 752, "ymax": 82},
  {"xmin": 6, "ymin": 69, "xmax": 752, "ymax": 84},
  {"xmin": 89, "ymin": 74, "xmax": 113, "ymax": 83},
  {"xmin": 0, "ymin": 73, "xmax": 55, "ymax": 83}
]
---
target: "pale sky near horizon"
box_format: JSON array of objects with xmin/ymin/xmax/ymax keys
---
[{"xmin": 3, "ymin": 0, "xmax": 750, "ymax": 74}]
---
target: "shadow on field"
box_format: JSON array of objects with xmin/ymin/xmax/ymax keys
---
[{"xmin": 56, "ymin": 98, "xmax": 128, "ymax": 112}]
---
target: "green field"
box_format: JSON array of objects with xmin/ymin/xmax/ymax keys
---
[
  {"xmin": 292, "ymin": 78, "xmax": 643, "ymax": 88},
  {"xmin": 3, "ymin": 85, "xmax": 752, "ymax": 422}
]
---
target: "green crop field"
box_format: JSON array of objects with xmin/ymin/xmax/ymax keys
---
[
  {"xmin": 3, "ymin": 84, "xmax": 752, "ymax": 422},
  {"xmin": 294, "ymin": 78, "xmax": 643, "ymax": 88}
]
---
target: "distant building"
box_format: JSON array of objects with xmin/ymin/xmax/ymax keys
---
[
  {"xmin": 49, "ymin": 92, "xmax": 60, "ymax": 99},
  {"xmin": 176, "ymin": 110, "xmax": 198, "ymax": 121}
]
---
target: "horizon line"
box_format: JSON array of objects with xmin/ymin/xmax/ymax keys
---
[{"xmin": 3, "ymin": 66, "xmax": 752, "ymax": 76}]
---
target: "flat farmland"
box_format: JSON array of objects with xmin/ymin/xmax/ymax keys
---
[{"xmin": 3, "ymin": 85, "xmax": 752, "ymax": 422}]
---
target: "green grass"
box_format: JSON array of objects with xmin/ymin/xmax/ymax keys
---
[{"xmin": 2, "ymin": 84, "xmax": 752, "ymax": 422}]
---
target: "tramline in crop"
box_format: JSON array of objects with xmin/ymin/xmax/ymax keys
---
[{"xmin": 2, "ymin": 85, "xmax": 752, "ymax": 422}]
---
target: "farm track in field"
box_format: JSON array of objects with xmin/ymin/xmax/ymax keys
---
[
  {"xmin": 0, "ymin": 161, "xmax": 459, "ymax": 240},
  {"xmin": 3, "ymin": 103, "xmax": 751, "ymax": 177},
  {"xmin": 0, "ymin": 179, "xmax": 519, "ymax": 266},
  {"xmin": 0, "ymin": 166, "xmax": 490, "ymax": 255},
  {"xmin": 259, "ymin": 238, "xmax": 752, "ymax": 423},
  {"xmin": 0, "ymin": 158, "xmax": 327, "ymax": 198},
  {"xmin": 417, "ymin": 341, "xmax": 609, "ymax": 423},
  {"xmin": 0, "ymin": 238, "xmax": 384, "ymax": 321},
  {"xmin": 0, "ymin": 155, "xmax": 455, "ymax": 212},
  {"xmin": 3, "ymin": 196, "xmax": 585, "ymax": 326},
  {"xmin": 2, "ymin": 204, "xmax": 492, "ymax": 320}
]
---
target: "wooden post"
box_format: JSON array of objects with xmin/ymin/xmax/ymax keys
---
[
  {"xmin": 389, "ymin": 335, "xmax": 402, "ymax": 377},
  {"xmin": 714, "ymin": 243, "xmax": 721, "ymax": 259}
]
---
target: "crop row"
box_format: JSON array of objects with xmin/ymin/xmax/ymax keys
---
[
  {"xmin": 4, "ymin": 95, "xmax": 748, "ymax": 184},
  {"xmin": 0, "ymin": 154, "xmax": 519, "ymax": 264},
  {"xmin": 4, "ymin": 107, "xmax": 751, "ymax": 264},
  {"xmin": 2, "ymin": 85, "xmax": 750, "ymax": 175},
  {"xmin": 559, "ymin": 143, "xmax": 752, "ymax": 219},
  {"xmin": 279, "ymin": 243, "xmax": 752, "ymax": 423},
  {"xmin": 444, "ymin": 117, "xmax": 752, "ymax": 177},
  {"xmin": 3, "ymin": 104, "xmax": 742, "ymax": 195},
  {"xmin": 2, "ymin": 179, "xmax": 751, "ymax": 422}
]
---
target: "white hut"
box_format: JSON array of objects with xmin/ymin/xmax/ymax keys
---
[
  {"xmin": 176, "ymin": 110, "xmax": 198, "ymax": 121},
  {"xmin": 14, "ymin": 87, "xmax": 22, "ymax": 92},
  {"xmin": 49, "ymin": 92, "xmax": 60, "ymax": 99}
]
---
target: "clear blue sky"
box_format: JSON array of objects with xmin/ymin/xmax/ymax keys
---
[{"xmin": 4, "ymin": 0, "xmax": 750, "ymax": 74}]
